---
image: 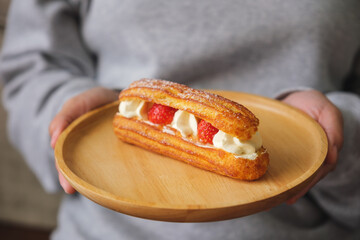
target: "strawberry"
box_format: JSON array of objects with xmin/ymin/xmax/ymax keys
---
[
  {"xmin": 148, "ymin": 103, "xmax": 177, "ymax": 124},
  {"xmin": 197, "ymin": 120, "xmax": 219, "ymax": 144}
]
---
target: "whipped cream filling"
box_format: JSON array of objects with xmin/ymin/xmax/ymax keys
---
[
  {"xmin": 118, "ymin": 100, "xmax": 262, "ymax": 160},
  {"xmin": 119, "ymin": 100, "xmax": 148, "ymax": 119},
  {"xmin": 213, "ymin": 131, "xmax": 262, "ymax": 159},
  {"xmin": 171, "ymin": 110, "xmax": 198, "ymax": 137}
]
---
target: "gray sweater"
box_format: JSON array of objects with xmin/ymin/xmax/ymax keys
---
[{"xmin": 1, "ymin": 0, "xmax": 360, "ymax": 239}]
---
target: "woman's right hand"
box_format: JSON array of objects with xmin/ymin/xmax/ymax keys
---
[{"xmin": 49, "ymin": 87, "xmax": 119, "ymax": 194}]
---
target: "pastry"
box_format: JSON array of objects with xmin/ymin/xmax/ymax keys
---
[{"xmin": 113, "ymin": 78, "xmax": 269, "ymax": 180}]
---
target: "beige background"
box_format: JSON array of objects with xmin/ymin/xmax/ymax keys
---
[{"xmin": 0, "ymin": 0, "xmax": 62, "ymax": 229}]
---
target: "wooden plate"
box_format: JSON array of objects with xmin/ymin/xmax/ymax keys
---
[{"xmin": 55, "ymin": 91, "xmax": 327, "ymax": 222}]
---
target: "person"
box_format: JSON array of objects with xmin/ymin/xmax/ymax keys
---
[{"xmin": 0, "ymin": 0, "xmax": 359, "ymax": 239}]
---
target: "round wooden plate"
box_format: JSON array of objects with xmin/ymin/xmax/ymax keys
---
[{"xmin": 55, "ymin": 91, "xmax": 327, "ymax": 222}]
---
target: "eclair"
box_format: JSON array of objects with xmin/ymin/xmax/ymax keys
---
[{"xmin": 113, "ymin": 79, "xmax": 269, "ymax": 180}]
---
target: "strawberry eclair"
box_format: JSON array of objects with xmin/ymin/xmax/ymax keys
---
[{"xmin": 113, "ymin": 79, "xmax": 269, "ymax": 180}]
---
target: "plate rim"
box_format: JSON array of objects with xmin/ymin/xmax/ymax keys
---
[{"xmin": 55, "ymin": 91, "xmax": 328, "ymax": 217}]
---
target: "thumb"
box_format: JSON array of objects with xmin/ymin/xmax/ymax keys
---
[
  {"xmin": 318, "ymin": 104, "xmax": 343, "ymax": 166},
  {"xmin": 49, "ymin": 87, "xmax": 118, "ymax": 148}
]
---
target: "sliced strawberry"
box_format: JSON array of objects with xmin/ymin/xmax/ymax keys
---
[
  {"xmin": 148, "ymin": 104, "xmax": 177, "ymax": 124},
  {"xmin": 198, "ymin": 120, "xmax": 219, "ymax": 144}
]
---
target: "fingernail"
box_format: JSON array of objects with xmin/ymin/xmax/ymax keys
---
[{"xmin": 51, "ymin": 129, "xmax": 60, "ymax": 149}]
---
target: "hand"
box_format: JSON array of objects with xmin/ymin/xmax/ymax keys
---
[
  {"xmin": 49, "ymin": 87, "xmax": 119, "ymax": 194},
  {"xmin": 281, "ymin": 90, "xmax": 344, "ymax": 204}
]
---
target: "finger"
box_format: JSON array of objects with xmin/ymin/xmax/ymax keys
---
[
  {"xmin": 58, "ymin": 172, "xmax": 76, "ymax": 194},
  {"xmin": 325, "ymin": 145, "xmax": 338, "ymax": 171},
  {"xmin": 49, "ymin": 88, "xmax": 118, "ymax": 148},
  {"xmin": 50, "ymin": 129, "xmax": 60, "ymax": 149},
  {"xmin": 49, "ymin": 100, "xmax": 88, "ymax": 149},
  {"xmin": 50, "ymin": 115, "xmax": 73, "ymax": 148},
  {"xmin": 318, "ymin": 105, "xmax": 344, "ymax": 165},
  {"xmin": 55, "ymin": 163, "xmax": 76, "ymax": 194},
  {"xmin": 49, "ymin": 87, "xmax": 118, "ymax": 133}
]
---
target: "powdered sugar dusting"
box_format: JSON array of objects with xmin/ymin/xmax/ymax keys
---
[{"xmin": 129, "ymin": 78, "xmax": 248, "ymax": 117}]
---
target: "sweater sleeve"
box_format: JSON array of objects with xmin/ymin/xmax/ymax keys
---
[
  {"xmin": 0, "ymin": 0, "xmax": 98, "ymax": 192},
  {"xmin": 309, "ymin": 91, "xmax": 360, "ymax": 229}
]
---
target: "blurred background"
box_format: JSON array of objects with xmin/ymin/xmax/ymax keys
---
[{"xmin": 0, "ymin": 0, "xmax": 63, "ymax": 239}]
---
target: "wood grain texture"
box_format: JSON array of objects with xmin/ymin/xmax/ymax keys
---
[{"xmin": 55, "ymin": 91, "xmax": 328, "ymax": 222}]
